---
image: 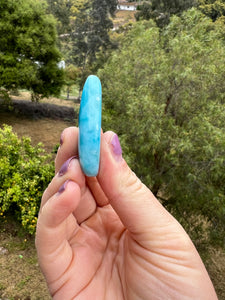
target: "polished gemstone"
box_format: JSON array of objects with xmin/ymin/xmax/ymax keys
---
[{"xmin": 78, "ymin": 75, "xmax": 102, "ymax": 177}]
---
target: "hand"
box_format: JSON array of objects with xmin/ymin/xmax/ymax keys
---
[{"xmin": 35, "ymin": 127, "xmax": 217, "ymax": 300}]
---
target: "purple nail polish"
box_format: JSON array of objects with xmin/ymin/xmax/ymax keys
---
[
  {"xmin": 58, "ymin": 156, "xmax": 77, "ymax": 176},
  {"xmin": 111, "ymin": 134, "xmax": 122, "ymax": 160},
  {"xmin": 60, "ymin": 132, "xmax": 64, "ymax": 146},
  {"xmin": 58, "ymin": 180, "xmax": 69, "ymax": 194}
]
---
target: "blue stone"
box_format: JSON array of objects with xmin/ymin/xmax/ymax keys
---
[{"xmin": 78, "ymin": 75, "xmax": 102, "ymax": 177}]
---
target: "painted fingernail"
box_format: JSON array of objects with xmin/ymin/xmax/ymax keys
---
[
  {"xmin": 60, "ymin": 131, "xmax": 64, "ymax": 146},
  {"xmin": 111, "ymin": 134, "xmax": 123, "ymax": 162},
  {"xmin": 58, "ymin": 180, "xmax": 70, "ymax": 194},
  {"xmin": 58, "ymin": 156, "xmax": 77, "ymax": 176}
]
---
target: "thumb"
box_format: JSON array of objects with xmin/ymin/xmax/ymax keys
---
[
  {"xmin": 98, "ymin": 132, "xmax": 218, "ymax": 300},
  {"xmin": 98, "ymin": 132, "xmax": 183, "ymax": 241}
]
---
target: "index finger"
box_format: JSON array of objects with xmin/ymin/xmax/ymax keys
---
[{"xmin": 55, "ymin": 126, "xmax": 79, "ymax": 173}]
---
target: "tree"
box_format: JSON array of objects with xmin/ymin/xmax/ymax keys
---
[
  {"xmin": 64, "ymin": 64, "xmax": 79, "ymax": 99},
  {"xmin": 99, "ymin": 9, "xmax": 225, "ymax": 246},
  {"xmin": 0, "ymin": 0, "xmax": 64, "ymax": 101},
  {"xmin": 135, "ymin": 2, "xmax": 153, "ymax": 22},
  {"xmin": 70, "ymin": 0, "xmax": 118, "ymax": 94},
  {"xmin": 46, "ymin": 0, "xmax": 71, "ymax": 35},
  {"xmin": 197, "ymin": 0, "xmax": 225, "ymax": 21},
  {"xmin": 70, "ymin": 0, "xmax": 87, "ymax": 21},
  {"xmin": 135, "ymin": 0, "xmax": 196, "ymax": 27}
]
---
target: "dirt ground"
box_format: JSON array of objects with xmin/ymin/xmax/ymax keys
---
[
  {"xmin": 0, "ymin": 91, "xmax": 78, "ymax": 152},
  {"xmin": 0, "ymin": 220, "xmax": 51, "ymax": 300},
  {"xmin": 205, "ymin": 247, "xmax": 225, "ymax": 300},
  {"xmin": 114, "ymin": 10, "xmax": 136, "ymax": 28},
  {"xmin": 0, "ymin": 111, "xmax": 73, "ymax": 153}
]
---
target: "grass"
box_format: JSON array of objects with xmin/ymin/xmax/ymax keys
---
[
  {"xmin": 205, "ymin": 247, "xmax": 225, "ymax": 299},
  {"xmin": 59, "ymin": 85, "xmax": 80, "ymax": 101},
  {"xmin": 9, "ymin": 89, "xmax": 77, "ymax": 108},
  {"xmin": 0, "ymin": 217, "xmax": 51, "ymax": 300},
  {"xmin": 17, "ymin": 85, "xmax": 80, "ymax": 102},
  {"xmin": 114, "ymin": 10, "xmax": 136, "ymax": 27}
]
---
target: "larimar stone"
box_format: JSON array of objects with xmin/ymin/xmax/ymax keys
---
[{"xmin": 78, "ymin": 75, "xmax": 102, "ymax": 177}]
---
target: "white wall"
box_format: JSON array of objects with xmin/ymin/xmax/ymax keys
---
[{"xmin": 117, "ymin": 4, "xmax": 136, "ymax": 11}]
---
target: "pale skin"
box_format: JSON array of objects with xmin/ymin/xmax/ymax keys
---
[{"xmin": 35, "ymin": 127, "xmax": 218, "ymax": 300}]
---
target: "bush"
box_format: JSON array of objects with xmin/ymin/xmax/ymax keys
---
[{"xmin": 0, "ymin": 125, "xmax": 54, "ymax": 234}]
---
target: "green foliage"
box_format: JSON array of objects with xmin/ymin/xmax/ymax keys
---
[
  {"xmin": 70, "ymin": 0, "xmax": 118, "ymax": 92},
  {"xmin": 0, "ymin": 125, "xmax": 54, "ymax": 234},
  {"xmin": 99, "ymin": 9, "xmax": 225, "ymax": 247},
  {"xmin": 135, "ymin": 2, "xmax": 153, "ymax": 22},
  {"xmin": 64, "ymin": 64, "xmax": 79, "ymax": 99},
  {"xmin": 70, "ymin": 0, "xmax": 89, "ymax": 20},
  {"xmin": 135, "ymin": 0, "xmax": 196, "ymax": 27},
  {"xmin": 198, "ymin": 0, "xmax": 225, "ymax": 21},
  {"xmin": 0, "ymin": 0, "xmax": 64, "ymax": 101},
  {"xmin": 0, "ymin": 89, "xmax": 13, "ymax": 109},
  {"xmin": 46, "ymin": 0, "xmax": 71, "ymax": 34}
]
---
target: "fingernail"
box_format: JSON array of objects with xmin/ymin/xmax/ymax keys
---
[
  {"xmin": 58, "ymin": 156, "xmax": 77, "ymax": 176},
  {"xmin": 60, "ymin": 131, "xmax": 64, "ymax": 146},
  {"xmin": 58, "ymin": 180, "xmax": 70, "ymax": 194},
  {"xmin": 110, "ymin": 134, "xmax": 123, "ymax": 161}
]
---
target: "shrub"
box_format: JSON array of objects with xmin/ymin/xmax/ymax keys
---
[{"xmin": 0, "ymin": 125, "xmax": 54, "ymax": 234}]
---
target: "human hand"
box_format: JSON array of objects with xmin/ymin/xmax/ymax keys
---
[{"xmin": 35, "ymin": 127, "xmax": 217, "ymax": 300}]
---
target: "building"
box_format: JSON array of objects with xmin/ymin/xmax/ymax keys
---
[{"xmin": 117, "ymin": 2, "xmax": 137, "ymax": 11}]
